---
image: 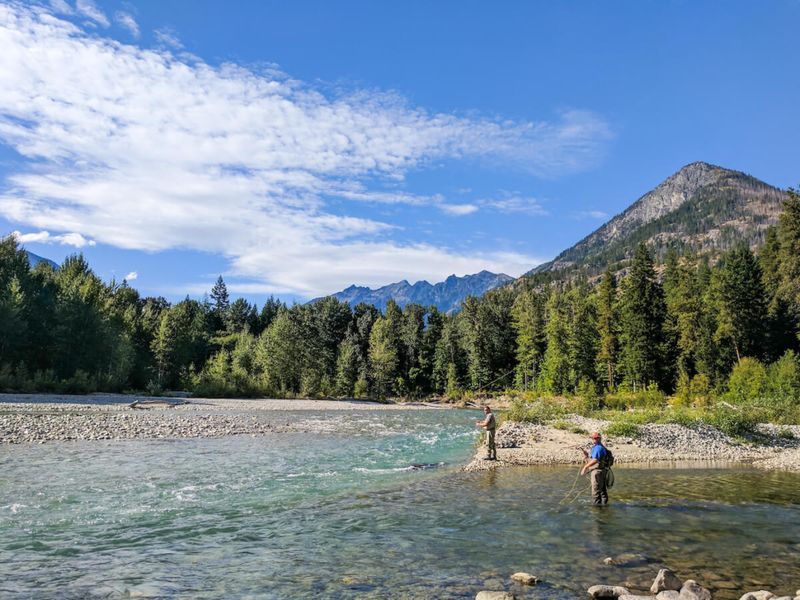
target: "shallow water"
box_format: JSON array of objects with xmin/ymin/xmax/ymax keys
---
[{"xmin": 2, "ymin": 409, "xmax": 799, "ymax": 599}]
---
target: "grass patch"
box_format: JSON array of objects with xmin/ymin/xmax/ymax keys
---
[{"xmin": 552, "ymin": 420, "xmax": 587, "ymax": 434}]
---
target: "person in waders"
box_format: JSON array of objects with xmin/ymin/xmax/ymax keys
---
[
  {"xmin": 580, "ymin": 432, "xmax": 610, "ymax": 505},
  {"xmin": 476, "ymin": 406, "xmax": 497, "ymax": 460}
]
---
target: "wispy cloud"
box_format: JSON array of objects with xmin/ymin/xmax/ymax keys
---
[
  {"xmin": 12, "ymin": 230, "xmax": 96, "ymax": 248},
  {"xmin": 124, "ymin": 270, "xmax": 138, "ymax": 280},
  {"xmin": 0, "ymin": 3, "xmax": 607, "ymax": 295},
  {"xmin": 49, "ymin": 0, "xmax": 72, "ymax": 15},
  {"xmin": 154, "ymin": 26, "xmax": 182, "ymax": 49},
  {"xmin": 439, "ymin": 203, "xmax": 479, "ymax": 216},
  {"xmin": 573, "ymin": 209, "xmax": 609, "ymax": 220},
  {"xmin": 481, "ymin": 196, "xmax": 549, "ymax": 217},
  {"xmin": 75, "ymin": 0, "xmax": 109, "ymax": 27},
  {"xmin": 115, "ymin": 11, "xmax": 139, "ymax": 38}
]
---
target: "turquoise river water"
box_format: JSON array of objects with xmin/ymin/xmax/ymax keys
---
[{"xmin": 2, "ymin": 408, "xmax": 800, "ymax": 599}]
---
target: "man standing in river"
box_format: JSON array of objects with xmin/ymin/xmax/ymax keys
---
[
  {"xmin": 580, "ymin": 432, "xmax": 609, "ymax": 505},
  {"xmin": 475, "ymin": 406, "xmax": 497, "ymax": 460}
]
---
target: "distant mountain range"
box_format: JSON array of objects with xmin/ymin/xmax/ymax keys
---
[
  {"xmin": 322, "ymin": 161, "xmax": 788, "ymax": 312},
  {"xmin": 322, "ymin": 270, "xmax": 514, "ymax": 313},
  {"xmin": 25, "ymin": 250, "xmax": 58, "ymax": 270},
  {"xmin": 527, "ymin": 161, "xmax": 786, "ymax": 280}
]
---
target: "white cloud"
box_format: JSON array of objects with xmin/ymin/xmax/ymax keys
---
[
  {"xmin": 574, "ymin": 209, "xmax": 609, "ymax": 220},
  {"xmin": 482, "ymin": 196, "xmax": 549, "ymax": 217},
  {"xmin": 12, "ymin": 230, "xmax": 96, "ymax": 247},
  {"xmin": 439, "ymin": 203, "xmax": 478, "ymax": 216},
  {"xmin": 49, "ymin": 0, "xmax": 72, "ymax": 15},
  {"xmin": 75, "ymin": 0, "xmax": 109, "ymax": 27},
  {"xmin": 115, "ymin": 11, "xmax": 139, "ymax": 38},
  {"xmin": 0, "ymin": 4, "xmax": 605, "ymax": 296},
  {"xmin": 154, "ymin": 27, "xmax": 182, "ymax": 49},
  {"xmin": 124, "ymin": 270, "xmax": 138, "ymax": 280}
]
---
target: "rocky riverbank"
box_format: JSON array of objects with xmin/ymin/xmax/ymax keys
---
[
  {"xmin": 474, "ymin": 564, "xmax": 800, "ymax": 600},
  {"xmin": 463, "ymin": 415, "xmax": 800, "ymax": 472},
  {"xmin": 0, "ymin": 394, "xmax": 447, "ymax": 444}
]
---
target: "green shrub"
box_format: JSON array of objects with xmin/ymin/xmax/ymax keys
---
[
  {"xmin": 706, "ymin": 405, "xmax": 758, "ymax": 437},
  {"xmin": 353, "ymin": 377, "xmax": 369, "ymax": 399},
  {"xmin": 777, "ymin": 427, "xmax": 795, "ymax": 439},
  {"xmin": 725, "ymin": 357, "xmax": 767, "ymax": 405},
  {"xmin": 604, "ymin": 383, "xmax": 666, "ymax": 410},
  {"xmin": 505, "ymin": 398, "xmax": 565, "ymax": 424},
  {"xmin": 605, "ymin": 418, "xmax": 640, "ymax": 438},
  {"xmin": 574, "ymin": 379, "xmax": 602, "ymax": 412}
]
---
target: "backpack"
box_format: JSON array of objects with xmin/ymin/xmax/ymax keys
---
[{"xmin": 601, "ymin": 447, "xmax": 615, "ymax": 469}]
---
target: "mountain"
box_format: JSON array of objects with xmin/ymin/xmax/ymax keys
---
[
  {"xmin": 25, "ymin": 250, "xmax": 58, "ymax": 270},
  {"xmin": 528, "ymin": 161, "xmax": 787, "ymax": 279},
  {"xmin": 323, "ymin": 270, "xmax": 514, "ymax": 313}
]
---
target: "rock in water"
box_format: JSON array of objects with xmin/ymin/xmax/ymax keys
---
[
  {"xmin": 739, "ymin": 593, "xmax": 775, "ymax": 600},
  {"xmin": 651, "ymin": 569, "xmax": 683, "ymax": 593},
  {"xmin": 679, "ymin": 580, "xmax": 712, "ymax": 600},
  {"xmin": 588, "ymin": 585, "xmax": 631, "ymax": 599},
  {"xmin": 657, "ymin": 592, "xmax": 681, "ymax": 600},
  {"xmin": 620, "ymin": 596, "xmax": 654, "ymax": 600},
  {"xmin": 510, "ymin": 572, "xmax": 537, "ymax": 586},
  {"xmin": 476, "ymin": 592, "xmax": 516, "ymax": 600}
]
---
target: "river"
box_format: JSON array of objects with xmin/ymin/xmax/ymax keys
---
[{"xmin": 2, "ymin": 408, "xmax": 799, "ymax": 598}]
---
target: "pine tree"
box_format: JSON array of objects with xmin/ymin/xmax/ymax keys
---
[
  {"xmin": 712, "ymin": 244, "xmax": 768, "ymax": 363},
  {"xmin": 538, "ymin": 288, "xmax": 571, "ymax": 394},
  {"xmin": 595, "ymin": 270, "xmax": 618, "ymax": 390},
  {"xmin": 777, "ymin": 188, "xmax": 800, "ymax": 318},
  {"xmin": 567, "ymin": 284, "xmax": 598, "ymax": 389},
  {"xmin": 368, "ymin": 316, "xmax": 399, "ymax": 398},
  {"xmin": 209, "ymin": 276, "xmax": 230, "ymax": 332},
  {"xmin": 511, "ymin": 290, "xmax": 546, "ymax": 390},
  {"xmin": 618, "ymin": 243, "xmax": 667, "ymax": 390}
]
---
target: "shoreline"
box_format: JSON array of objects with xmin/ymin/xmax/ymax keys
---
[
  {"xmin": 0, "ymin": 393, "xmax": 452, "ymax": 444},
  {"xmin": 463, "ymin": 416, "xmax": 800, "ymax": 473}
]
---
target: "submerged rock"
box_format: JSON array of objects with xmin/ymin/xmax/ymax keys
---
[
  {"xmin": 680, "ymin": 580, "xmax": 712, "ymax": 600},
  {"xmin": 476, "ymin": 592, "xmax": 516, "ymax": 600},
  {"xmin": 651, "ymin": 569, "xmax": 683, "ymax": 593},
  {"xmin": 588, "ymin": 584, "xmax": 631, "ymax": 599},
  {"xmin": 510, "ymin": 572, "xmax": 537, "ymax": 586}
]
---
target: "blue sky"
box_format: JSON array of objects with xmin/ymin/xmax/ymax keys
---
[{"xmin": 1, "ymin": 0, "xmax": 798, "ymax": 305}]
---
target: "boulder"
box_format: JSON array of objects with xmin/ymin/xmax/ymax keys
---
[
  {"xmin": 510, "ymin": 572, "xmax": 537, "ymax": 586},
  {"xmin": 657, "ymin": 593, "xmax": 681, "ymax": 600},
  {"xmin": 476, "ymin": 592, "xmax": 516, "ymax": 600},
  {"xmin": 651, "ymin": 569, "xmax": 684, "ymax": 594},
  {"xmin": 739, "ymin": 593, "xmax": 774, "ymax": 600},
  {"xmin": 620, "ymin": 596, "xmax": 653, "ymax": 600},
  {"xmin": 588, "ymin": 585, "xmax": 631, "ymax": 599},
  {"xmin": 679, "ymin": 580, "xmax": 712, "ymax": 600}
]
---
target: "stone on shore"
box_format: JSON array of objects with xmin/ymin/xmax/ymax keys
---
[
  {"xmin": 657, "ymin": 592, "xmax": 681, "ymax": 600},
  {"xmin": 588, "ymin": 585, "xmax": 631, "ymax": 599},
  {"xmin": 739, "ymin": 592, "xmax": 774, "ymax": 600},
  {"xmin": 620, "ymin": 595, "xmax": 653, "ymax": 600},
  {"xmin": 510, "ymin": 572, "xmax": 537, "ymax": 586},
  {"xmin": 679, "ymin": 580, "xmax": 712, "ymax": 600},
  {"xmin": 476, "ymin": 592, "xmax": 516, "ymax": 600},
  {"xmin": 651, "ymin": 569, "xmax": 683, "ymax": 593}
]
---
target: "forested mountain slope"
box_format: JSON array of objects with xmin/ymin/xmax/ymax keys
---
[{"xmin": 528, "ymin": 162, "xmax": 786, "ymax": 279}]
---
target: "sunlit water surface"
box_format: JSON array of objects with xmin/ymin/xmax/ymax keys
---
[{"xmin": 2, "ymin": 408, "xmax": 799, "ymax": 599}]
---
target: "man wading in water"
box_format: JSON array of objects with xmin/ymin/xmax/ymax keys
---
[
  {"xmin": 580, "ymin": 432, "xmax": 610, "ymax": 505},
  {"xmin": 476, "ymin": 406, "xmax": 497, "ymax": 460}
]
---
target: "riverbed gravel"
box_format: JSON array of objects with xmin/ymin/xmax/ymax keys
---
[
  {"xmin": 0, "ymin": 394, "xmax": 447, "ymax": 444},
  {"xmin": 464, "ymin": 416, "xmax": 800, "ymax": 473}
]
